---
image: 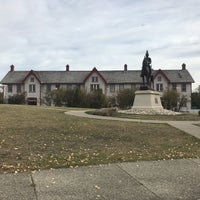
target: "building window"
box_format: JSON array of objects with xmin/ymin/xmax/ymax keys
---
[
  {"xmin": 157, "ymin": 76, "xmax": 162, "ymax": 82},
  {"xmin": 119, "ymin": 84, "xmax": 124, "ymax": 91},
  {"xmin": 131, "ymin": 84, "xmax": 136, "ymax": 90},
  {"xmin": 92, "ymin": 76, "xmax": 98, "ymax": 82},
  {"xmin": 29, "ymin": 84, "xmax": 36, "ymax": 93},
  {"xmin": 67, "ymin": 84, "xmax": 72, "ymax": 89},
  {"xmin": 181, "ymin": 95, "xmax": 187, "ymax": 107},
  {"xmin": 90, "ymin": 84, "xmax": 99, "ymax": 91},
  {"xmin": 17, "ymin": 84, "xmax": 21, "ymax": 93},
  {"xmin": 30, "ymin": 77, "xmax": 34, "ymax": 82},
  {"xmin": 110, "ymin": 84, "xmax": 115, "ymax": 92},
  {"xmin": 47, "ymin": 84, "xmax": 51, "ymax": 92},
  {"xmin": 74, "ymin": 84, "xmax": 81, "ymax": 89},
  {"xmin": 172, "ymin": 83, "xmax": 177, "ymax": 91},
  {"xmin": 156, "ymin": 83, "xmax": 163, "ymax": 92},
  {"xmin": 181, "ymin": 83, "xmax": 186, "ymax": 92},
  {"xmin": 55, "ymin": 84, "xmax": 60, "ymax": 89},
  {"xmin": 8, "ymin": 84, "xmax": 13, "ymax": 93}
]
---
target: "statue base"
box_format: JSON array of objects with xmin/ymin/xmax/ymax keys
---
[
  {"xmin": 118, "ymin": 90, "xmax": 180, "ymax": 115},
  {"xmin": 133, "ymin": 90, "xmax": 162, "ymax": 109}
]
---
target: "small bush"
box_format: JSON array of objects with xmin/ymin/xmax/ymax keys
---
[
  {"xmin": 89, "ymin": 107, "xmax": 117, "ymax": 116},
  {"xmin": 45, "ymin": 88, "xmax": 108, "ymax": 108},
  {"xmin": 0, "ymin": 92, "xmax": 3, "ymax": 104},
  {"xmin": 87, "ymin": 89, "xmax": 107, "ymax": 108},
  {"xmin": 192, "ymin": 91, "xmax": 200, "ymax": 109},
  {"xmin": 8, "ymin": 93, "xmax": 26, "ymax": 105},
  {"xmin": 117, "ymin": 89, "xmax": 135, "ymax": 109},
  {"xmin": 107, "ymin": 95, "xmax": 118, "ymax": 107}
]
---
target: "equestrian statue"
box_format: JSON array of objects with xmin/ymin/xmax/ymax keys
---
[{"xmin": 140, "ymin": 50, "xmax": 153, "ymax": 89}]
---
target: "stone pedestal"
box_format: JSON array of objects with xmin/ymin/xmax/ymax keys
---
[
  {"xmin": 118, "ymin": 90, "xmax": 179, "ymax": 115},
  {"xmin": 133, "ymin": 90, "xmax": 163, "ymax": 109}
]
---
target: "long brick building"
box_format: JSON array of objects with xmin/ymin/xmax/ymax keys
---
[{"xmin": 0, "ymin": 64, "xmax": 194, "ymax": 110}]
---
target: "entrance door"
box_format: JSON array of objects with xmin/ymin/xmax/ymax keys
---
[{"xmin": 27, "ymin": 98, "xmax": 37, "ymax": 105}]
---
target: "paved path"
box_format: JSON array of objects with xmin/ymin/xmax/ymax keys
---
[
  {"xmin": 65, "ymin": 110, "xmax": 200, "ymax": 139},
  {"xmin": 0, "ymin": 159, "xmax": 200, "ymax": 200}
]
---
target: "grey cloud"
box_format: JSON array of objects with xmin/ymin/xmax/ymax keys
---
[{"xmin": 0, "ymin": 0, "xmax": 200, "ymax": 88}]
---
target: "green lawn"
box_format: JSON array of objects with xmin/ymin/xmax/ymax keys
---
[{"xmin": 0, "ymin": 105, "xmax": 199, "ymax": 174}]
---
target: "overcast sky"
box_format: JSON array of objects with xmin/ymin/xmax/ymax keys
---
[{"xmin": 0, "ymin": 0, "xmax": 200, "ymax": 90}]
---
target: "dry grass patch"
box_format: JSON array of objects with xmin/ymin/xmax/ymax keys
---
[
  {"xmin": 112, "ymin": 112, "xmax": 200, "ymax": 121},
  {"xmin": 0, "ymin": 105, "xmax": 199, "ymax": 174}
]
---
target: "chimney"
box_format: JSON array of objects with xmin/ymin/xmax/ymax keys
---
[
  {"xmin": 182, "ymin": 63, "xmax": 186, "ymax": 70},
  {"xmin": 124, "ymin": 64, "xmax": 127, "ymax": 71},
  {"xmin": 10, "ymin": 65, "xmax": 14, "ymax": 71},
  {"xmin": 66, "ymin": 64, "xmax": 70, "ymax": 71}
]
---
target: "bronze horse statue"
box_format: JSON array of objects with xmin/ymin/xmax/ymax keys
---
[{"xmin": 140, "ymin": 50, "xmax": 152, "ymax": 87}]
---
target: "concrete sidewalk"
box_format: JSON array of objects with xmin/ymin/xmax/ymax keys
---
[
  {"xmin": 65, "ymin": 110, "xmax": 200, "ymax": 139},
  {"xmin": 0, "ymin": 159, "xmax": 200, "ymax": 200}
]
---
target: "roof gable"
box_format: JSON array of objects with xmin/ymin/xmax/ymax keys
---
[
  {"xmin": 83, "ymin": 67, "xmax": 107, "ymax": 83},
  {"xmin": 22, "ymin": 70, "xmax": 41, "ymax": 83},
  {"xmin": 153, "ymin": 69, "xmax": 171, "ymax": 83}
]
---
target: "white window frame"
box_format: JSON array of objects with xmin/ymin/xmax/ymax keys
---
[
  {"xmin": 92, "ymin": 76, "xmax": 98, "ymax": 82},
  {"xmin": 157, "ymin": 76, "xmax": 162, "ymax": 82},
  {"xmin": 119, "ymin": 84, "xmax": 124, "ymax": 91},
  {"xmin": 30, "ymin": 77, "xmax": 34, "ymax": 82},
  {"xmin": 17, "ymin": 84, "xmax": 21, "ymax": 93},
  {"xmin": 29, "ymin": 84, "xmax": 36, "ymax": 93},
  {"xmin": 90, "ymin": 84, "xmax": 99, "ymax": 91},
  {"xmin": 156, "ymin": 83, "xmax": 163, "ymax": 92},
  {"xmin": 181, "ymin": 83, "xmax": 186, "ymax": 92},
  {"xmin": 8, "ymin": 84, "xmax": 13, "ymax": 93},
  {"xmin": 110, "ymin": 84, "xmax": 115, "ymax": 92}
]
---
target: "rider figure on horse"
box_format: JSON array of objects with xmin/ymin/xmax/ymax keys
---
[{"xmin": 141, "ymin": 50, "xmax": 152, "ymax": 87}]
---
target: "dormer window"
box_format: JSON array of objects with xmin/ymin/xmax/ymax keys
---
[
  {"xmin": 30, "ymin": 77, "xmax": 34, "ymax": 82},
  {"xmin": 157, "ymin": 76, "xmax": 162, "ymax": 82},
  {"xmin": 92, "ymin": 76, "xmax": 98, "ymax": 82}
]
